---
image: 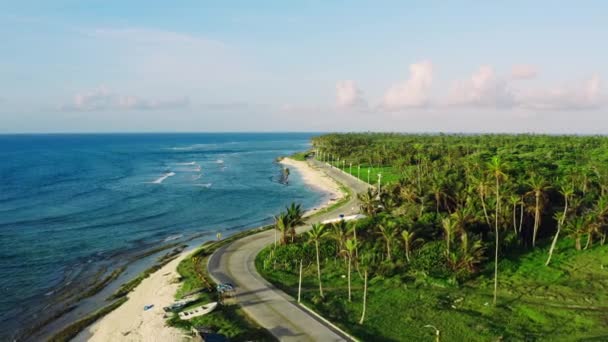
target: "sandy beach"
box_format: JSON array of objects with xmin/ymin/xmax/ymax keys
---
[
  {"xmin": 75, "ymin": 254, "xmax": 188, "ymax": 342},
  {"xmin": 76, "ymin": 157, "xmax": 343, "ymax": 341},
  {"xmin": 280, "ymin": 157, "xmax": 345, "ymax": 215}
]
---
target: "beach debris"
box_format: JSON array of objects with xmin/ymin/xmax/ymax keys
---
[{"xmin": 144, "ymin": 304, "xmax": 154, "ymax": 311}]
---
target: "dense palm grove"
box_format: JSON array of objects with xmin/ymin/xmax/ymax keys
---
[
  {"xmin": 313, "ymin": 134, "xmax": 608, "ymax": 271},
  {"xmin": 259, "ymin": 133, "xmax": 608, "ymax": 340}
]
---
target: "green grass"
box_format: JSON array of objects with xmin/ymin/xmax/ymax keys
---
[
  {"xmin": 289, "ymin": 151, "xmax": 310, "ymax": 161},
  {"xmin": 328, "ymin": 162, "xmax": 400, "ymax": 185},
  {"xmin": 256, "ymin": 239, "xmax": 608, "ymax": 341}
]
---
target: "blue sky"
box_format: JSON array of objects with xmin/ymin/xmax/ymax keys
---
[{"xmin": 1, "ymin": 1, "xmax": 606, "ymax": 133}]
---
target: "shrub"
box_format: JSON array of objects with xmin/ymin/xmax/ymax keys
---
[{"xmin": 409, "ymin": 241, "xmax": 451, "ymax": 278}]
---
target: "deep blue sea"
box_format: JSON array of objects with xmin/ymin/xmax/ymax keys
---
[{"xmin": 0, "ymin": 133, "xmax": 324, "ymax": 338}]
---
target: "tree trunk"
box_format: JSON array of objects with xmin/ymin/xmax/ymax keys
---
[
  {"xmin": 532, "ymin": 193, "xmax": 541, "ymax": 247},
  {"xmin": 519, "ymin": 200, "xmax": 524, "ymax": 233},
  {"xmin": 575, "ymin": 237, "xmax": 581, "ymax": 250},
  {"xmin": 347, "ymin": 258, "xmax": 352, "ymax": 302},
  {"xmin": 359, "ymin": 270, "xmax": 368, "ymax": 324},
  {"xmin": 315, "ymin": 241, "xmax": 324, "ymax": 297},
  {"xmin": 386, "ymin": 238, "xmax": 392, "ymax": 261},
  {"xmin": 405, "ymin": 242, "xmax": 410, "ymax": 263},
  {"xmin": 584, "ymin": 233, "xmax": 593, "ymax": 250},
  {"xmin": 546, "ymin": 196, "xmax": 568, "ymax": 266},
  {"xmin": 512, "ymin": 202, "xmax": 517, "ymax": 235}
]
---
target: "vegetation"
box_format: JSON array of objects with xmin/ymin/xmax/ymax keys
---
[
  {"xmin": 257, "ymin": 133, "xmax": 608, "ymax": 341},
  {"xmin": 169, "ymin": 228, "xmax": 276, "ymax": 341}
]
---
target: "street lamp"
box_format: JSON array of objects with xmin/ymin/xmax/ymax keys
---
[
  {"xmin": 377, "ymin": 173, "xmax": 382, "ymax": 193},
  {"xmin": 424, "ymin": 325, "xmax": 440, "ymax": 342},
  {"xmin": 349, "ymin": 162, "xmax": 352, "ymax": 175},
  {"xmin": 342, "ymin": 160, "xmax": 345, "ymax": 170},
  {"xmin": 367, "ymin": 168, "xmax": 371, "ymax": 183},
  {"xmin": 357, "ymin": 165, "xmax": 361, "ymax": 179}
]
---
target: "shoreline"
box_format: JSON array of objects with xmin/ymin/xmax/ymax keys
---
[{"xmin": 77, "ymin": 157, "xmax": 344, "ymax": 341}]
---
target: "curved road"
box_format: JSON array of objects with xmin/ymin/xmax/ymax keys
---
[{"xmin": 207, "ymin": 159, "xmax": 370, "ymax": 341}]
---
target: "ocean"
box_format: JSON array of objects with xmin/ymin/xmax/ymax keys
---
[{"xmin": 0, "ymin": 133, "xmax": 324, "ymax": 340}]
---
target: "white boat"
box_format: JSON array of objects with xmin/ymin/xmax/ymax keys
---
[
  {"xmin": 163, "ymin": 294, "xmax": 200, "ymax": 312},
  {"xmin": 178, "ymin": 302, "xmax": 218, "ymax": 320}
]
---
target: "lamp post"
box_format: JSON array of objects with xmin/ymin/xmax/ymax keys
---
[
  {"xmin": 349, "ymin": 162, "xmax": 352, "ymax": 175},
  {"xmin": 358, "ymin": 165, "xmax": 361, "ymax": 179},
  {"xmin": 367, "ymin": 168, "xmax": 371, "ymax": 183},
  {"xmin": 424, "ymin": 325, "xmax": 440, "ymax": 342},
  {"xmin": 377, "ymin": 173, "xmax": 382, "ymax": 193},
  {"xmin": 342, "ymin": 159, "xmax": 345, "ymax": 171}
]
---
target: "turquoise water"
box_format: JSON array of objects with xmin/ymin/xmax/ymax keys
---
[{"xmin": 0, "ymin": 133, "xmax": 323, "ymax": 339}]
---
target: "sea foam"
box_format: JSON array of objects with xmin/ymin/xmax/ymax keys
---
[{"xmin": 152, "ymin": 172, "xmax": 176, "ymax": 184}]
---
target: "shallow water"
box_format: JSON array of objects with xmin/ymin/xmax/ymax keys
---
[{"xmin": 0, "ymin": 133, "xmax": 322, "ymax": 339}]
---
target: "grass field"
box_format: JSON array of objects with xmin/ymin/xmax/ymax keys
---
[{"xmin": 257, "ymin": 238, "xmax": 608, "ymax": 341}]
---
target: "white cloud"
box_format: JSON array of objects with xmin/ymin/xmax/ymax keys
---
[
  {"xmin": 511, "ymin": 65, "xmax": 538, "ymax": 80},
  {"xmin": 517, "ymin": 75, "xmax": 602, "ymax": 110},
  {"xmin": 447, "ymin": 66, "xmax": 515, "ymax": 108},
  {"xmin": 62, "ymin": 86, "xmax": 189, "ymax": 111},
  {"xmin": 382, "ymin": 61, "xmax": 433, "ymax": 110},
  {"xmin": 336, "ymin": 80, "xmax": 367, "ymax": 109}
]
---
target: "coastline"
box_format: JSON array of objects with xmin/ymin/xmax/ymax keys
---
[
  {"xmin": 279, "ymin": 157, "xmax": 344, "ymax": 216},
  {"xmin": 77, "ymin": 157, "xmax": 344, "ymax": 341}
]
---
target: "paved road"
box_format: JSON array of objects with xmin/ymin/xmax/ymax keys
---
[{"xmin": 207, "ymin": 159, "xmax": 370, "ymax": 341}]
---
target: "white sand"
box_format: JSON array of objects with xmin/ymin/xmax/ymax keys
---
[
  {"xmin": 280, "ymin": 157, "xmax": 344, "ymax": 215},
  {"xmin": 79, "ymin": 157, "xmax": 342, "ymax": 341},
  {"xmin": 78, "ymin": 254, "xmax": 189, "ymax": 342}
]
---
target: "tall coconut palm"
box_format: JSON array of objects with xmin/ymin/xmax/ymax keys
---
[
  {"xmin": 307, "ymin": 223, "xmax": 329, "ymax": 297},
  {"xmin": 488, "ymin": 156, "xmax": 507, "ymax": 306},
  {"xmin": 546, "ymin": 182, "xmax": 574, "ymax": 265},
  {"xmin": 331, "ymin": 220, "xmax": 348, "ymax": 258},
  {"xmin": 526, "ymin": 175, "xmax": 550, "ymax": 247},
  {"xmin": 377, "ymin": 217, "xmax": 399, "ymax": 261},
  {"xmin": 274, "ymin": 213, "xmax": 290, "ymax": 245},
  {"xmin": 286, "ymin": 202, "xmax": 305, "ymax": 243},
  {"xmin": 341, "ymin": 238, "xmax": 358, "ymax": 302}
]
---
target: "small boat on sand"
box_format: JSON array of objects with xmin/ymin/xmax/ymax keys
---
[
  {"xmin": 178, "ymin": 302, "xmax": 218, "ymax": 320},
  {"xmin": 163, "ymin": 294, "xmax": 200, "ymax": 312}
]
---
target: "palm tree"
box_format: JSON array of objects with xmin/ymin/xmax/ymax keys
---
[
  {"xmin": 286, "ymin": 202, "xmax": 305, "ymax": 243},
  {"xmin": 358, "ymin": 188, "xmax": 379, "ymax": 216},
  {"xmin": 332, "ymin": 220, "xmax": 348, "ymax": 259},
  {"xmin": 400, "ymin": 229, "xmax": 417, "ymax": 263},
  {"xmin": 526, "ymin": 174, "xmax": 549, "ymax": 247},
  {"xmin": 377, "ymin": 217, "xmax": 399, "ymax": 261},
  {"xmin": 488, "ymin": 156, "xmax": 507, "ymax": 306},
  {"xmin": 566, "ymin": 216, "xmax": 587, "ymax": 251},
  {"xmin": 341, "ymin": 238, "xmax": 358, "ymax": 302},
  {"xmin": 274, "ymin": 213, "xmax": 290, "ymax": 245},
  {"xmin": 441, "ymin": 216, "xmax": 457, "ymax": 256},
  {"xmin": 546, "ymin": 182, "xmax": 573, "ymax": 265},
  {"xmin": 307, "ymin": 223, "xmax": 329, "ymax": 297},
  {"xmin": 508, "ymin": 195, "xmax": 521, "ymax": 235}
]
